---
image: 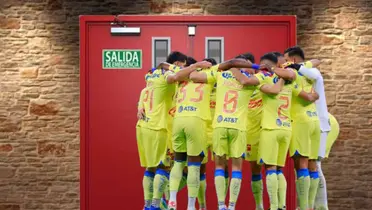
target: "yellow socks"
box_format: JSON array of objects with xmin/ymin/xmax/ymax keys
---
[
  {"xmin": 214, "ymin": 169, "xmax": 226, "ymax": 209},
  {"xmin": 252, "ymin": 174, "xmax": 264, "ymax": 210},
  {"xmin": 197, "ymin": 173, "xmax": 207, "ymax": 208},
  {"xmin": 143, "ymin": 171, "xmax": 155, "ymax": 208},
  {"xmin": 266, "ymin": 170, "xmax": 278, "ymax": 210},
  {"xmin": 296, "ymin": 168, "xmax": 310, "ymax": 210},
  {"xmin": 277, "ymin": 170, "xmax": 287, "ymax": 209},
  {"xmin": 228, "ymin": 171, "xmax": 242, "ymax": 210},
  {"xmin": 309, "ymin": 171, "xmax": 320, "ymax": 209}
]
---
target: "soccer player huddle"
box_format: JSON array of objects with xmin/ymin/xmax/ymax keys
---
[{"xmin": 136, "ymin": 46, "xmax": 340, "ymax": 210}]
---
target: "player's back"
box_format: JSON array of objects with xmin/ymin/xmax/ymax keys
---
[
  {"xmin": 261, "ymin": 73, "xmax": 300, "ymax": 130},
  {"xmin": 142, "ymin": 69, "xmax": 175, "ymax": 130},
  {"xmin": 214, "ymin": 70, "xmax": 256, "ymax": 131}
]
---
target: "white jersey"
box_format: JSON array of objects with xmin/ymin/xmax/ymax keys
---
[{"xmin": 299, "ymin": 66, "xmax": 331, "ymax": 132}]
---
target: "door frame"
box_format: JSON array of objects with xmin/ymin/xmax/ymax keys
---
[{"xmin": 80, "ymin": 15, "xmax": 296, "ymax": 210}]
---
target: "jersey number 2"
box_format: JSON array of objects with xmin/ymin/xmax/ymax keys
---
[
  {"xmin": 278, "ymin": 96, "xmax": 289, "ymax": 120},
  {"xmin": 223, "ymin": 90, "xmax": 238, "ymax": 113}
]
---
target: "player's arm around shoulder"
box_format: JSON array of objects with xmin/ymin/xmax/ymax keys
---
[
  {"xmin": 230, "ymin": 68, "xmax": 260, "ymax": 86},
  {"xmin": 260, "ymin": 78, "xmax": 285, "ymax": 95},
  {"xmin": 298, "ymin": 88, "xmax": 319, "ymax": 102},
  {"xmin": 189, "ymin": 64, "xmax": 218, "ymax": 84},
  {"xmin": 165, "ymin": 61, "xmax": 212, "ymax": 84}
]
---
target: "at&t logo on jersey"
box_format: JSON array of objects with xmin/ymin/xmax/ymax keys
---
[
  {"xmin": 307, "ymin": 111, "xmax": 318, "ymax": 117},
  {"xmin": 276, "ymin": 118, "xmax": 290, "ymax": 127},
  {"xmin": 217, "ymin": 115, "xmax": 238, "ymax": 123},
  {"xmin": 217, "ymin": 115, "xmax": 223, "ymax": 123},
  {"xmin": 178, "ymin": 106, "xmax": 197, "ymax": 113},
  {"xmin": 273, "ymin": 76, "xmax": 279, "ymax": 84}
]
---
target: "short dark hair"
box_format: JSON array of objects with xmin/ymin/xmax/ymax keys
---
[
  {"xmin": 260, "ymin": 53, "xmax": 278, "ymax": 64},
  {"xmin": 284, "ymin": 46, "xmax": 305, "ymax": 60},
  {"xmin": 235, "ymin": 52, "xmax": 255, "ymax": 63},
  {"xmin": 166, "ymin": 51, "xmax": 187, "ymax": 64},
  {"xmin": 272, "ymin": 51, "xmax": 284, "ymax": 57},
  {"xmin": 185, "ymin": 57, "xmax": 197, "ymax": 67},
  {"xmin": 203, "ymin": 58, "xmax": 217, "ymax": 65}
]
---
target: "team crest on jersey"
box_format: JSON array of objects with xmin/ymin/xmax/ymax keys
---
[
  {"xmin": 217, "ymin": 115, "xmax": 223, "ymax": 123},
  {"xmin": 276, "ymin": 118, "xmax": 282, "ymax": 126}
]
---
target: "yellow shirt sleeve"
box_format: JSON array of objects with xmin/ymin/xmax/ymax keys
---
[
  {"xmin": 206, "ymin": 64, "xmax": 219, "ymax": 84},
  {"xmin": 254, "ymin": 72, "xmax": 269, "ymax": 89},
  {"xmin": 164, "ymin": 65, "xmax": 182, "ymax": 80}
]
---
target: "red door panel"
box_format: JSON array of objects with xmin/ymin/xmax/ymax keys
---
[
  {"xmin": 191, "ymin": 23, "xmax": 295, "ymax": 210},
  {"xmin": 86, "ymin": 22, "xmax": 188, "ymax": 210}
]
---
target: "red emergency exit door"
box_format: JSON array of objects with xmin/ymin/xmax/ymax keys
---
[{"xmin": 80, "ymin": 15, "xmax": 297, "ymax": 210}]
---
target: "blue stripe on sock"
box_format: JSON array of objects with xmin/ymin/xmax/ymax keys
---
[
  {"xmin": 231, "ymin": 171, "xmax": 242, "ymax": 179},
  {"xmin": 224, "ymin": 170, "xmax": 229, "ymax": 178},
  {"xmin": 200, "ymin": 173, "xmax": 206, "ymax": 181},
  {"xmin": 156, "ymin": 169, "xmax": 170, "ymax": 179},
  {"xmin": 266, "ymin": 170, "xmax": 276, "ymax": 176},
  {"xmin": 252, "ymin": 174, "xmax": 262, "ymax": 181},
  {"xmin": 297, "ymin": 168, "xmax": 309, "ymax": 178},
  {"xmin": 188, "ymin": 162, "xmax": 201, "ymax": 166},
  {"xmin": 144, "ymin": 171, "xmax": 155, "ymax": 178},
  {"xmin": 214, "ymin": 169, "xmax": 225, "ymax": 177},
  {"xmin": 310, "ymin": 171, "xmax": 319, "ymax": 179},
  {"xmin": 277, "ymin": 169, "xmax": 283, "ymax": 175}
]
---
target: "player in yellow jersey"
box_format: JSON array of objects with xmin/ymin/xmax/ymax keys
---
[
  {"xmin": 188, "ymin": 53, "xmax": 284, "ymax": 210},
  {"xmin": 148, "ymin": 52, "xmax": 214, "ymax": 210},
  {"xmin": 167, "ymin": 56, "xmax": 265, "ymax": 210},
  {"xmin": 244, "ymin": 53, "xmax": 318, "ymax": 210},
  {"xmin": 314, "ymin": 113, "xmax": 339, "ymax": 210}
]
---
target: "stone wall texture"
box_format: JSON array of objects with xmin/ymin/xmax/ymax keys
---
[{"xmin": 0, "ymin": 0, "xmax": 371, "ymax": 209}]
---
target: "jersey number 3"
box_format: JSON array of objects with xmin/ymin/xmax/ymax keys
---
[
  {"xmin": 178, "ymin": 82, "xmax": 205, "ymax": 103},
  {"xmin": 223, "ymin": 90, "xmax": 238, "ymax": 113}
]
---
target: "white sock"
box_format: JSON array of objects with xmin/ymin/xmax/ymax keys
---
[
  {"xmin": 169, "ymin": 191, "xmax": 177, "ymax": 202},
  {"xmin": 315, "ymin": 161, "xmax": 328, "ymax": 208},
  {"xmin": 151, "ymin": 199, "xmax": 160, "ymax": 208},
  {"xmin": 187, "ymin": 197, "xmax": 196, "ymax": 209},
  {"xmin": 218, "ymin": 204, "xmax": 226, "ymax": 210}
]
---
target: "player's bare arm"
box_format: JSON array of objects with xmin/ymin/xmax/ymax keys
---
[
  {"xmin": 259, "ymin": 78, "xmax": 285, "ymax": 95},
  {"xmin": 230, "ymin": 68, "xmax": 260, "ymax": 86},
  {"xmin": 166, "ymin": 61, "xmax": 212, "ymax": 84},
  {"xmin": 271, "ymin": 66, "xmax": 296, "ymax": 81},
  {"xmin": 189, "ymin": 71, "xmax": 208, "ymax": 83},
  {"xmin": 218, "ymin": 58, "xmax": 257, "ymax": 70},
  {"xmin": 298, "ymin": 90, "xmax": 319, "ymax": 102}
]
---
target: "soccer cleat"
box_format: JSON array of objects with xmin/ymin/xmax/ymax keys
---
[
  {"xmin": 150, "ymin": 207, "xmax": 161, "ymax": 210},
  {"xmin": 168, "ymin": 201, "xmax": 177, "ymax": 210}
]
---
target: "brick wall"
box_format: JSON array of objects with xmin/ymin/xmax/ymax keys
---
[{"xmin": 0, "ymin": 0, "xmax": 371, "ymax": 209}]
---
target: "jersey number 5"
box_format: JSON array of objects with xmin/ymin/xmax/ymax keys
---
[
  {"xmin": 223, "ymin": 90, "xmax": 238, "ymax": 113},
  {"xmin": 178, "ymin": 82, "xmax": 205, "ymax": 103},
  {"xmin": 278, "ymin": 96, "xmax": 289, "ymax": 120}
]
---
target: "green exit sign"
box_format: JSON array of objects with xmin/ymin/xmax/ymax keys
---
[{"xmin": 102, "ymin": 49, "xmax": 142, "ymax": 69}]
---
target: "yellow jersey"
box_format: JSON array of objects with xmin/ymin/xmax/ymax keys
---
[
  {"xmin": 136, "ymin": 87, "xmax": 147, "ymax": 127},
  {"xmin": 211, "ymin": 69, "xmax": 260, "ymax": 131},
  {"xmin": 291, "ymin": 71, "xmax": 319, "ymax": 123},
  {"xmin": 166, "ymin": 65, "xmax": 219, "ymax": 121},
  {"xmin": 141, "ymin": 69, "xmax": 175, "ymax": 130},
  {"xmin": 210, "ymin": 86, "xmax": 217, "ymax": 121},
  {"xmin": 259, "ymin": 72, "xmax": 301, "ymax": 130}
]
